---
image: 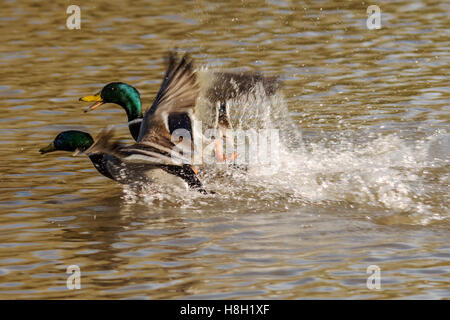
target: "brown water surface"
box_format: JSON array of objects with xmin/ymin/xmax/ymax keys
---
[{"xmin": 0, "ymin": 0, "xmax": 449, "ymax": 299}]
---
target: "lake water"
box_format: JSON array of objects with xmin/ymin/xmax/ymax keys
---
[{"xmin": 0, "ymin": 0, "xmax": 448, "ymax": 299}]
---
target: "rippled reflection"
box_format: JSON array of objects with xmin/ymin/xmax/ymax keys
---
[{"xmin": 0, "ymin": 0, "xmax": 448, "ymax": 299}]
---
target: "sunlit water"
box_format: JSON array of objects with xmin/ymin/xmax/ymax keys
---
[{"xmin": 0, "ymin": 0, "xmax": 448, "ymax": 299}]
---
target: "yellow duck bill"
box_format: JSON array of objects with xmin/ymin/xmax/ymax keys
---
[{"xmin": 79, "ymin": 93, "xmax": 104, "ymax": 112}]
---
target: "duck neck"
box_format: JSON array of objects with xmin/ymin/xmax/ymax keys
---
[
  {"xmin": 123, "ymin": 99, "xmax": 142, "ymax": 123},
  {"xmin": 128, "ymin": 118, "xmax": 142, "ymax": 141}
]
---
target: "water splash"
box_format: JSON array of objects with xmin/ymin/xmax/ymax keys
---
[{"xmin": 121, "ymin": 79, "xmax": 449, "ymax": 226}]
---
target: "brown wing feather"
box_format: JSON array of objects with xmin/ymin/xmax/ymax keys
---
[
  {"xmin": 86, "ymin": 127, "xmax": 188, "ymax": 166},
  {"xmin": 137, "ymin": 52, "xmax": 200, "ymax": 144},
  {"xmin": 85, "ymin": 127, "xmax": 122, "ymax": 156},
  {"xmin": 208, "ymin": 71, "xmax": 282, "ymax": 102}
]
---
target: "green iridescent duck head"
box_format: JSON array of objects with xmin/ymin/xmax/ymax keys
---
[
  {"xmin": 39, "ymin": 130, "xmax": 94, "ymax": 154},
  {"xmin": 79, "ymin": 82, "xmax": 142, "ymax": 122}
]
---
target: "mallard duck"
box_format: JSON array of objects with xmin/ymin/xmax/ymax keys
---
[
  {"xmin": 39, "ymin": 129, "xmax": 206, "ymax": 191},
  {"xmin": 81, "ymin": 52, "xmax": 209, "ymax": 193},
  {"xmin": 79, "ymin": 56, "xmax": 282, "ymax": 151}
]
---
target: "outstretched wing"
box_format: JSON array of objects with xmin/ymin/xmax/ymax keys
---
[{"xmin": 137, "ymin": 52, "xmax": 200, "ymax": 146}]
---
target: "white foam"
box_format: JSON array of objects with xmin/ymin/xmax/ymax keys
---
[{"xmin": 121, "ymin": 81, "xmax": 449, "ymax": 225}]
